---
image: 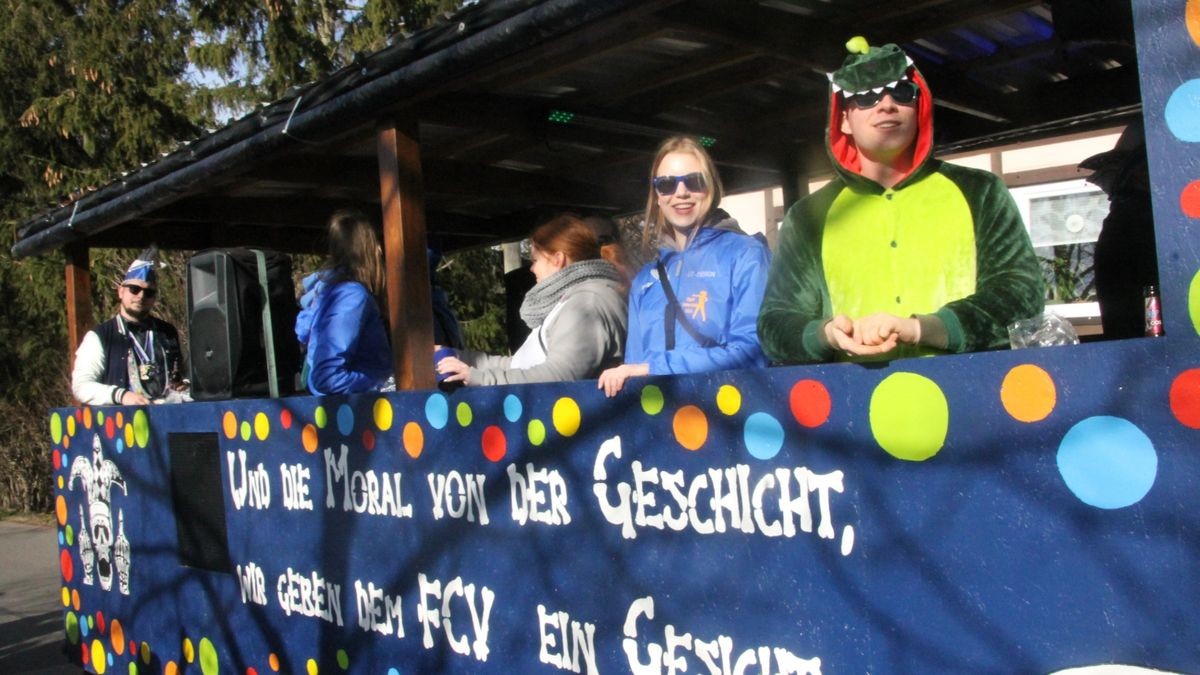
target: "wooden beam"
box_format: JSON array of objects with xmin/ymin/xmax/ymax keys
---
[
  {"xmin": 65, "ymin": 244, "xmax": 93, "ymax": 374},
  {"xmin": 377, "ymin": 119, "xmax": 435, "ymax": 391}
]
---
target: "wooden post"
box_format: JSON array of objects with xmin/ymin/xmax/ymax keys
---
[
  {"xmin": 65, "ymin": 244, "xmax": 93, "ymax": 375},
  {"xmin": 779, "ymin": 148, "xmax": 810, "ymax": 214},
  {"xmin": 377, "ymin": 119, "xmax": 436, "ymax": 390}
]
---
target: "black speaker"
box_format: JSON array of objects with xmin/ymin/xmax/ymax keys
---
[{"xmin": 187, "ymin": 248, "xmax": 300, "ymax": 400}]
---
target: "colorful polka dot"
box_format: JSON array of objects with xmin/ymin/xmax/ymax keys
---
[
  {"xmin": 1188, "ymin": 0, "xmax": 1200, "ymax": 46},
  {"xmin": 66, "ymin": 524, "xmax": 74, "ymax": 545},
  {"xmin": 269, "ymin": 653, "xmax": 280, "ymax": 671},
  {"xmin": 552, "ymin": 398, "xmax": 581, "ymax": 437},
  {"xmin": 116, "ymin": 412, "xmax": 124, "ymax": 428},
  {"xmin": 744, "ymin": 412, "xmax": 784, "ymax": 460},
  {"xmin": 482, "ymin": 426, "xmax": 507, "ymax": 462},
  {"xmin": 96, "ymin": 610, "xmax": 105, "ymax": 634},
  {"xmin": 111, "ymin": 619, "xmax": 124, "ymax": 655},
  {"xmin": 60, "ymin": 548, "xmax": 73, "ymax": 581},
  {"xmin": 307, "ymin": 658, "xmax": 318, "ymax": 675},
  {"xmin": 789, "ymin": 379, "xmax": 831, "ymax": 428},
  {"xmin": 374, "ymin": 398, "xmax": 393, "ymax": 431},
  {"xmin": 133, "ymin": 410, "xmax": 150, "ymax": 448},
  {"xmin": 1182, "ymin": 180, "xmax": 1200, "ymax": 219},
  {"xmin": 1189, "ymin": 270, "xmax": 1200, "ymax": 336},
  {"xmin": 58, "ymin": 475, "xmax": 65, "ymax": 489},
  {"xmin": 115, "ymin": 439, "xmax": 124, "ymax": 453},
  {"xmin": 66, "ymin": 612, "xmax": 80, "ymax": 644},
  {"xmin": 314, "ymin": 406, "xmax": 328, "ymax": 429},
  {"xmin": 183, "ymin": 637, "xmax": 194, "ymax": 663},
  {"xmin": 1058, "ymin": 416, "xmax": 1157, "ymax": 509},
  {"xmin": 240, "ymin": 421, "xmax": 252, "ymax": 442},
  {"xmin": 123, "ymin": 424, "xmax": 134, "ymax": 449},
  {"xmin": 72, "ymin": 589, "xmax": 80, "ymax": 611},
  {"xmin": 83, "ymin": 407, "xmax": 93, "ymax": 430},
  {"xmin": 337, "ymin": 404, "xmax": 355, "ymax": 436},
  {"xmin": 528, "ymin": 419, "xmax": 547, "ymax": 446},
  {"xmin": 280, "ymin": 409, "xmax": 293, "ymax": 429},
  {"xmin": 199, "ymin": 637, "xmax": 218, "ymax": 675},
  {"xmin": 336, "ymin": 648, "xmax": 350, "ymax": 669},
  {"xmin": 503, "ymin": 394, "xmax": 523, "ymax": 423},
  {"xmin": 67, "ymin": 415, "xmax": 76, "ymax": 437},
  {"xmin": 61, "ymin": 587, "xmax": 70, "ymax": 607},
  {"xmin": 716, "ymin": 385, "xmax": 741, "ymax": 416},
  {"xmin": 403, "ymin": 422, "xmax": 424, "ymax": 459},
  {"xmin": 51, "ymin": 413, "xmax": 63, "ymax": 443},
  {"xmin": 456, "ymin": 402, "xmax": 473, "ymax": 427},
  {"xmin": 53, "ymin": 449, "xmax": 62, "ymax": 470},
  {"xmin": 425, "ymin": 394, "xmax": 449, "ymax": 429},
  {"xmin": 56, "ymin": 495, "xmax": 67, "ymax": 525},
  {"xmin": 105, "ymin": 416, "xmax": 116, "ymax": 440},
  {"xmin": 1170, "ymin": 369, "xmax": 1200, "ymax": 428},
  {"xmin": 166, "ymin": 661, "xmax": 179, "ymax": 675},
  {"xmin": 1165, "ymin": 80, "xmax": 1200, "ymax": 142},
  {"xmin": 302, "ymin": 424, "xmax": 319, "ymax": 454},
  {"xmin": 1001, "ymin": 364, "xmax": 1056, "ymax": 423},
  {"xmin": 869, "ymin": 372, "xmax": 948, "ymax": 461},
  {"xmin": 141, "ymin": 642, "xmax": 151, "ymax": 664},
  {"xmin": 91, "ymin": 639, "xmax": 107, "ymax": 673},
  {"xmin": 673, "ymin": 405, "xmax": 708, "ymax": 451},
  {"xmin": 641, "ymin": 385, "xmax": 664, "ymax": 415},
  {"xmin": 250, "ymin": 412, "xmax": 268, "ymax": 441},
  {"xmin": 362, "ymin": 429, "xmax": 376, "ymax": 451}
]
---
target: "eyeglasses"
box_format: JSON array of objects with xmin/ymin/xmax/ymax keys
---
[
  {"xmin": 123, "ymin": 284, "xmax": 158, "ymax": 298},
  {"xmin": 843, "ymin": 81, "xmax": 920, "ymax": 110},
  {"xmin": 652, "ymin": 172, "xmax": 707, "ymax": 196}
]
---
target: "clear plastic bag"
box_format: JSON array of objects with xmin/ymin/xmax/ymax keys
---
[{"xmin": 1008, "ymin": 312, "xmax": 1080, "ymax": 349}]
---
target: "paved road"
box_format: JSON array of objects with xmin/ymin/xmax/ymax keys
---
[{"xmin": 0, "ymin": 520, "xmax": 82, "ymax": 674}]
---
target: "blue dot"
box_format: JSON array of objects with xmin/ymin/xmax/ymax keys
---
[
  {"xmin": 107, "ymin": 653, "xmax": 113, "ymax": 667},
  {"xmin": 503, "ymin": 395, "xmax": 523, "ymax": 423},
  {"xmin": 58, "ymin": 531, "xmax": 65, "ymax": 546},
  {"xmin": 425, "ymin": 394, "xmax": 449, "ymax": 430},
  {"xmin": 80, "ymin": 619, "xmax": 88, "ymax": 638},
  {"xmin": 1165, "ymin": 80, "xmax": 1200, "ymax": 142},
  {"xmin": 115, "ymin": 439, "xmax": 124, "ymax": 454},
  {"xmin": 744, "ymin": 412, "xmax": 784, "ymax": 460},
  {"xmin": 388, "ymin": 669, "xmax": 402, "ymax": 675},
  {"xmin": 1057, "ymin": 416, "xmax": 1157, "ymax": 509},
  {"xmin": 337, "ymin": 404, "xmax": 355, "ymax": 436}
]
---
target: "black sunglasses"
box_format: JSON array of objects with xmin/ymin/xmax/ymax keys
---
[
  {"xmin": 123, "ymin": 284, "xmax": 158, "ymax": 298},
  {"xmin": 844, "ymin": 80, "xmax": 920, "ymax": 110},
  {"xmin": 652, "ymin": 172, "xmax": 707, "ymax": 196}
]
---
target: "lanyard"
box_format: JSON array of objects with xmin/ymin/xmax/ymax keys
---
[{"xmin": 116, "ymin": 316, "xmax": 156, "ymax": 365}]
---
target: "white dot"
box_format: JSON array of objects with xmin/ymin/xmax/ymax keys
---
[{"xmin": 840, "ymin": 525, "xmax": 855, "ymax": 556}]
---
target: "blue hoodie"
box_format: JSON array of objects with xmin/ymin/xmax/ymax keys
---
[
  {"xmin": 625, "ymin": 211, "xmax": 770, "ymax": 375},
  {"xmin": 294, "ymin": 272, "xmax": 391, "ymax": 395}
]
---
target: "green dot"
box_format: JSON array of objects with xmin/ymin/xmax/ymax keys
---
[
  {"xmin": 133, "ymin": 409, "xmax": 150, "ymax": 448},
  {"xmin": 199, "ymin": 637, "xmax": 219, "ymax": 675},
  {"xmin": 50, "ymin": 413, "xmax": 63, "ymax": 444},
  {"xmin": 527, "ymin": 419, "xmax": 546, "ymax": 446},
  {"xmin": 87, "ymin": 614, "xmax": 94, "ymax": 629},
  {"xmin": 641, "ymin": 385, "xmax": 664, "ymax": 415},
  {"xmin": 240, "ymin": 421, "xmax": 251, "ymax": 441},
  {"xmin": 129, "ymin": 662, "xmax": 138, "ymax": 675},
  {"xmin": 869, "ymin": 372, "xmax": 948, "ymax": 461},
  {"xmin": 95, "ymin": 411, "xmax": 105, "ymax": 425},
  {"xmin": 65, "ymin": 612, "xmax": 79, "ymax": 644},
  {"xmin": 66, "ymin": 524, "xmax": 74, "ymax": 546},
  {"xmin": 456, "ymin": 402, "xmax": 473, "ymax": 427},
  {"xmin": 336, "ymin": 649, "xmax": 349, "ymax": 669},
  {"xmin": 315, "ymin": 406, "xmax": 328, "ymax": 429},
  {"xmin": 1189, "ymin": 269, "xmax": 1200, "ymax": 336}
]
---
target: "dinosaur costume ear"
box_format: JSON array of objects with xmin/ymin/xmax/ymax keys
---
[{"xmin": 829, "ymin": 37, "xmax": 914, "ymax": 95}]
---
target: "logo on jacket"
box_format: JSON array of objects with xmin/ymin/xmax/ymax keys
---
[{"xmin": 683, "ymin": 291, "xmax": 709, "ymax": 322}]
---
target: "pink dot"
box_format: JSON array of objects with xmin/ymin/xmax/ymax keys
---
[{"xmin": 482, "ymin": 426, "xmax": 507, "ymax": 462}]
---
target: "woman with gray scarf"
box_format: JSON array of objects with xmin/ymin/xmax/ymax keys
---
[{"xmin": 436, "ymin": 215, "xmax": 628, "ymax": 386}]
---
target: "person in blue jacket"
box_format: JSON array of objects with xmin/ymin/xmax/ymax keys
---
[
  {"xmin": 599, "ymin": 136, "xmax": 771, "ymax": 397},
  {"xmin": 295, "ymin": 210, "xmax": 392, "ymax": 395}
]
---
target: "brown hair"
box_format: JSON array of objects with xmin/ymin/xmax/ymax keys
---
[
  {"xmin": 641, "ymin": 136, "xmax": 724, "ymax": 252},
  {"xmin": 530, "ymin": 214, "xmax": 601, "ymax": 264},
  {"xmin": 324, "ymin": 209, "xmax": 385, "ymax": 300}
]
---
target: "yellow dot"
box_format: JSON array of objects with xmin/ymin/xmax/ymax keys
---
[
  {"xmin": 91, "ymin": 639, "xmax": 107, "ymax": 674},
  {"xmin": 58, "ymin": 475, "xmax": 64, "ymax": 489},
  {"xmin": 67, "ymin": 416, "xmax": 76, "ymax": 437},
  {"xmin": 124, "ymin": 424, "xmax": 134, "ymax": 448},
  {"xmin": 552, "ymin": 398, "xmax": 581, "ymax": 437},
  {"xmin": 307, "ymin": 658, "xmax": 319, "ymax": 675},
  {"xmin": 61, "ymin": 587, "xmax": 70, "ymax": 606},
  {"xmin": 254, "ymin": 412, "xmax": 270, "ymax": 440},
  {"xmin": 183, "ymin": 637, "xmax": 194, "ymax": 663},
  {"xmin": 716, "ymin": 385, "xmax": 741, "ymax": 416},
  {"xmin": 314, "ymin": 406, "xmax": 328, "ymax": 429},
  {"xmin": 374, "ymin": 398, "xmax": 394, "ymax": 431}
]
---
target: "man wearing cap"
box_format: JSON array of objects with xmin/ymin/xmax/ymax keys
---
[
  {"xmin": 71, "ymin": 248, "xmax": 185, "ymax": 405},
  {"xmin": 758, "ymin": 38, "xmax": 1044, "ymax": 363}
]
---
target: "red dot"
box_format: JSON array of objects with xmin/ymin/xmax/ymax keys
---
[
  {"xmin": 789, "ymin": 379, "xmax": 832, "ymax": 428},
  {"xmin": 1181, "ymin": 180, "xmax": 1200, "ymax": 219},
  {"xmin": 53, "ymin": 450, "xmax": 62, "ymax": 471},
  {"xmin": 96, "ymin": 611, "xmax": 105, "ymax": 634},
  {"xmin": 105, "ymin": 416, "xmax": 115, "ymax": 439},
  {"xmin": 280, "ymin": 409, "xmax": 293, "ymax": 430},
  {"xmin": 74, "ymin": 409, "xmax": 83, "ymax": 422},
  {"xmin": 362, "ymin": 429, "xmax": 375, "ymax": 451},
  {"xmin": 247, "ymin": 669, "xmax": 258, "ymax": 675},
  {"xmin": 482, "ymin": 426, "xmax": 507, "ymax": 462},
  {"xmin": 1170, "ymin": 369, "xmax": 1200, "ymax": 428},
  {"xmin": 60, "ymin": 549, "xmax": 73, "ymax": 582},
  {"xmin": 81, "ymin": 643, "xmax": 89, "ymax": 663},
  {"xmin": 130, "ymin": 640, "xmax": 137, "ymax": 656}
]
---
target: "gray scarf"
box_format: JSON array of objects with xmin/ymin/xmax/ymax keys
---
[{"xmin": 520, "ymin": 259, "xmax": 621, "ymax": 328}]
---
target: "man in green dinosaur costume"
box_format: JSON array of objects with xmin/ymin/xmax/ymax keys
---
[{"xmin": 758, "ymin": 38, "xmax": 1044, "ymax": 363}]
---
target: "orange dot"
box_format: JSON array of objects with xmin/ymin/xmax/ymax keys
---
[
  {"xmin": 72, "ymin": 589, "xmax": 81, "ymax": 611},
  {"xmin": 403, "ymin": 422, "xmax": 424, "ymax": 458},
  {"xmin": 222, "ymin": 412, "xmax": 238, "ymax": 440},
  {"xmin": 1189, "ymin": 0, "xmax": 1200, "ymax": 47},
  {"xmin": 1001, "ymin": 364, "xmax": 1057, "ymax": 423},
  {"xmin": 111, "ymin": 619, "xmax": 125, "ymax": 655},
  {"xmin": 83, "ymin": 407, "xmax": 93, "ymax": 430},
  {"xmin": 1182, "ymin": 180, "xmax": 1200, "ymax": 219},
  {"xmin": 302, "ymin": 424, "xmax": 319, "ymax": 454},
  {"xmin": 672, "ymin": 405, "xmax": 709, "ymax": 451},
  {"xmin": 116, "ymin": 412, "xmax": 124, "ymax": 428},
  {"xmin": 56, "ymin": 495, "xmax": 68, "ymax": 525},
  {"xmin": 269, "ymin": 653, "xmax": 281, "ymax": 671},
  {"xmin": 166, "ymin": 661, "xmax": 179, "ymax": 675}
]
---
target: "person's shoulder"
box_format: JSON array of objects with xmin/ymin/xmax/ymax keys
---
[{"xmin": 149, "ymin": 316, "xmax": 181, "ymax": 336}]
